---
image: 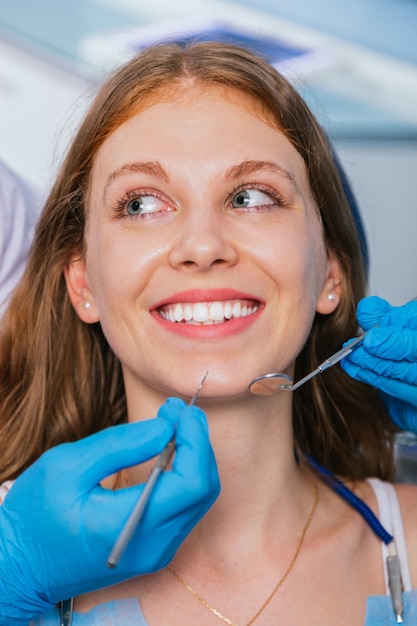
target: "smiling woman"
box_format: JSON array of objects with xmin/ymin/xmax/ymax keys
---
[
  {"xmin": 0, "ymin": 41, "xmax": 416, "ymax": 626},
  {"xmin": 65, "ymin": 77, "xmax": 338, "ymax": 407}
]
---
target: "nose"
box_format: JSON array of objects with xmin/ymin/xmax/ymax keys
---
[{"xmin": 168, "ymin": 209, "xmax": 238, "ymax": 272}]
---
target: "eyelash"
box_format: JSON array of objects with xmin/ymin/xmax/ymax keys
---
[
  {"xmin": 228, "ymin": 183, "xmax": 288, "ymax": 210},
  {"xmin": 111, "ymin": 183, "xmax": 288, "ymax": 220},
  {"xmin": 111, "ymin": 188, "xmax": 168, "ymax": 219}
]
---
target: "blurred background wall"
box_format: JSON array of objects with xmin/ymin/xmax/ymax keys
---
[{"xmin": 0, "ymin": 0, "xmax": 416, "ymax": 305}]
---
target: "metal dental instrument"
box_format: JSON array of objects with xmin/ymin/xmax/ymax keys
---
[
  {"xmin": 59, "ymin": 598, "xmax": 73, "ymax": 626},
  {"xmin": 250, "ymin": 294, "xmax": 417, "ymax": 396},
  {"xmin": 249, "ymin": 331, "xmax": 368, "ymax": 396},
  {"xmin": 106, "ymin": 372, "xmax": 208, "ymax": 569},
  {"xmin": 249, "ymin": 296, "xmax": 417, "ymax": 396}
]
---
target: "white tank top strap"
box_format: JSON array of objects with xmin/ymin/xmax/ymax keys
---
[
  {"xmin": 367, "ymin": 477, "xmax": 412, "ymax": 593},
  {"xmin": 0, "ymin": 480, "xmax": 14, "ymax": 504}
]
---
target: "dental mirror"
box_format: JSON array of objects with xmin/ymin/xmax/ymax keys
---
[
  {"xmin": 249, "ymin": 373, "xmax": 293, "ymax": 396},
  {"xmin": 249, "ymin": 331, "xmax": 368, "ymax": 396}
]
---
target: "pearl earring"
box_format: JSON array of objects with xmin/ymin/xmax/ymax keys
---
[
  {"xmin": 328, "ymin": 293, "xmax": 336, "ymax": 301},
  {"xmin": 83, "ymin": 301, "xmax": 92, "ymax": 310}
]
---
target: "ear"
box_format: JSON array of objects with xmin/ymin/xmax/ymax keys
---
[
  {"xmin": 316, "ymin": 252, "xmax": 343, "ymax": 315},
  {"xmin": 64, "ymin": 255, "xmax": 100, "ymax": 323}
]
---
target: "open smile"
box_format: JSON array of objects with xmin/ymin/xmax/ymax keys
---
[{"xmin": 158, "ymin": 299, "xmax": 260, "ymax": 325}]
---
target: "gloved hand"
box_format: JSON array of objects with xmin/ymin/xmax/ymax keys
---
[
  {"xmin": 0, "ymin": 398, "xmax": 220, "ymax": 624},
  {"xmin": 341, "ymin": 296, "xmax": 417, "ymax": 431}
]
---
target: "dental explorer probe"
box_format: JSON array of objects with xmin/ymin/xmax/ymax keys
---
[{"xmin": 106, "ymin": 372, "xmax": 208, "ymax": 569}]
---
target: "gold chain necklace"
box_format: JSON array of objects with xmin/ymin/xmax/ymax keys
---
[{"xmin": 167, "ymin": 478, "xmax": 318, "ymax": 626}]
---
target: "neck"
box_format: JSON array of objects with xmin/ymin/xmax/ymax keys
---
[
  {"xmin": 125, "ymin": 389, "xmax": 297, "ymax": 492},
  {"xmin": 172, "ymin": 458, "xmax": 316, "ymax": 584},
  {"xmin": 204, "ymin": 393, "xmax": 298, "ymax": 500},
  {"xmin": 117, "ymin": 390, "xmax": 317, "ymax": 585}
]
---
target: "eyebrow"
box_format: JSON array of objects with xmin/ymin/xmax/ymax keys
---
[
  {"xmin": 103, "ymin": 161, "xmax": 169, "ymax": 199},
  {"xmin": 103, "ymin": 159, "xmax": 298, "ymax": 201},
  {"xmin": 225, "ymin": 160, "xmax": 298, "ymax": 189}
]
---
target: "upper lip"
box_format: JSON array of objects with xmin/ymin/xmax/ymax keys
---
[{"xmin": 152, "ymin": 288, "xmax": 264, "ymax": 309}]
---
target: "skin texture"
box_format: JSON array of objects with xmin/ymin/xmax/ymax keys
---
[
  {"xmin": 66, "ymin": 86, "xmax": 340, "ymax": 414},
  {"xmin": 64, "ymin": 85, "xmax": 417, "ymax": 625}
]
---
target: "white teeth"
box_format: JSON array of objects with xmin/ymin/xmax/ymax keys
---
[
  {"xmin": 224, "ymin": 302, "xmax": 233, "ymax": 319},
  {"xmin": 209, "ymin": 301, "xmax": 225, "ymax": 321},
  {"xmin": 193, "ymin": 303, "xmax": 209, "ymax": 322},
  {"xmin": 159, "ymin": 300, "xmax": 259, "ymax": 324},
  {"xmin": 183, "ymin": 304, "xmax": 193, "ymax": 321},
  {"xmin": 174, "ymin": 303, "xmax": 183, "ymax": 322},
  {"xmin": 232, "ymin": 302, "xmax": 241, "ymax": 318}
]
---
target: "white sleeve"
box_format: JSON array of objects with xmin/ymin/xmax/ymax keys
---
[{"xmin": 0, "ymin": 160, "xmax": 42, "ymax": 315}]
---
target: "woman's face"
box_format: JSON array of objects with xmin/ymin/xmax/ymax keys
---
[{"xmin": 67, "ymin": 85, "xmax": 340, "ymax": 404}]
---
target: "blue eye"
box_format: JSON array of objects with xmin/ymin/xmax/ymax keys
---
[
  {"xmin": 230, "ymin": 188, "xmax": 277, "ymax": 210},
  {"xmin": 112, "ymin": 189, "xmax": 175, "ymax": 222},
  {"xmin": 126, "ymin": 198, "xmax": 142, "ymax": 215},
  {"xmin": 126, "ymin": 195, "xmax": 162, "ymax": 216}
]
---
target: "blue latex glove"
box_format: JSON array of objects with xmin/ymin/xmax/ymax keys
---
[
  {"xmin": 341, "ymin": 296, "xmax": 417, "ymax": 431},
  {"xmin": 0, "ymin": 398, "xmax": 220, "ymax": 625}
]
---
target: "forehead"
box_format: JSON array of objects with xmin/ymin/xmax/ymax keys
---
[
  {"xmin": 89, "ymin": 83, "xmax": 309, "ymax": 196},
  {"xmin": 130, "ymin": 81, "xmax": 279, "ymax": 130}
]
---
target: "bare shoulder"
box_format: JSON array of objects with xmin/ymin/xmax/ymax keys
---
[{"xmin": 393, "ymin": 482, "xmax": 417, "ymax": 585}]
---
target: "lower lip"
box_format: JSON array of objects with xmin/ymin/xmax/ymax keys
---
[{"xmin": 151, "ymin": 308, "xmax": 263, "ymax": 339}]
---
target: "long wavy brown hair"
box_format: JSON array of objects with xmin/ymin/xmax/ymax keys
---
[{"xmin": 0, "ymin": 41, "xmax": 396, "ymax": 483}]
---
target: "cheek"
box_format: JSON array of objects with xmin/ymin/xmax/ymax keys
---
[
  {"xmin": 269, "ymin": 221, "xmax": 328, "ymax": 328},
  {"xmin": 84, "ymin": 227, "xmax": 167, "ymax": 312},
  {"xmin": 301, "ymin": 237, "xmax": 328, "ymax": 311},
  {"xmin": 267, "ymin": 222, "xmax": 326, "ymax": 288},
  {"xmin": 310, "ymin": 226, "xmax": 328, "ymax": 287},
  {"xmin": 84, "ymin": 230, "xmax": 134, "ymax": 309}
]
